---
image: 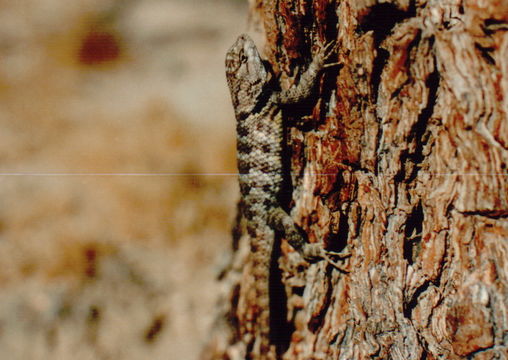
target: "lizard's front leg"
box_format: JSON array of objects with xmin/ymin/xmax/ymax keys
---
[{"xmin": 273, "ymin": 40, "xmax": 339, "ymax": 105}]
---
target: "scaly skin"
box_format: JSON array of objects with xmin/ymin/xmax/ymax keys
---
[{"xmin": 225, "ymin": 34, "xmax": 346, "ymax": 359}]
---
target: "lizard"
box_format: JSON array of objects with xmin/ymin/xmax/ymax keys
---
[{"xmin": 225, "ymin": 33, "xmax": 347, "ymax": 359}]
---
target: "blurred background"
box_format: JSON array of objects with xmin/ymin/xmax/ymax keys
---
[{"xmin": 0, "ymin": 0, "xmax": 248, "ymax": 358}]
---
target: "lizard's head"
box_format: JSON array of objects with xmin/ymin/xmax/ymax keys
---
[{"xmin": 225, "ymin": 34, "xmax": 269, "ymax": 117}]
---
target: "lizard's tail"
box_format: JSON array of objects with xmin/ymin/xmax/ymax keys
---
[{"xmin": 249, "ymin": 229, "xmax": 274, "ymax": 359}]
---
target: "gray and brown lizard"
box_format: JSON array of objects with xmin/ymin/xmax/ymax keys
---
[{"xmin": 225, "ymin": 34, "xmax": 346, "ymax": 359}]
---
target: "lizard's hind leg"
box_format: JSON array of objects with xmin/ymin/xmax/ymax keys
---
[{"xmin": 268, "ymin": 207, "xmax": 350, "ymax": 271}]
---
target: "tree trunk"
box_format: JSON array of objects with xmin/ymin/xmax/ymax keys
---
[{"xmin": 206, "ymin": 0, "xmax": 508, "ymax": 359}]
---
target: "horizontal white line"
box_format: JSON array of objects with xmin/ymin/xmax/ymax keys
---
[
  {"xmin": 420, "ymin": 173, "xmax": 508, "ymax": 176},
  {"xmin": 0, "ymin": 173, "xmax": 239, "ymax": 176},
  {"xmin": 0, "ymin": 173, "xmax": 504, "ymax": 177}
]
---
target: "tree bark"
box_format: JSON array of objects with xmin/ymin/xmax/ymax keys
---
[{"xmin": 206, "ymin": 0, "xmax": 508, "ymax": 359}]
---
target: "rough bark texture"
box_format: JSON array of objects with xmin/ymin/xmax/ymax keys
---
[{"xmin": 207, "ymin": 0, "xmax": 508, "ymax": 359}]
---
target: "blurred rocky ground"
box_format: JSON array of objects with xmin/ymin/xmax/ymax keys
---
[{"xmin": 0, "ymin": 0, "xmax": 247, "ymax": 358}]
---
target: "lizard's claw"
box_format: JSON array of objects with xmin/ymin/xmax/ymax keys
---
[
  {"xmin": 323, "ymin": 61, "xmax": 341, "ymax": 69},
  {"xmin": 322, "ymin": 40, "xmax": 338, "ymax": 60},
  {"xmin": 325, "ymin": 249, "xmax": 351, "ymax": 258}
]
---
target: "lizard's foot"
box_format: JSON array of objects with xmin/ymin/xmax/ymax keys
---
[
  {"xmin": 302, "ymin": 243, "xmax": 351, "ymax": 272},
  {"xmin": 316, "ymin": 40, "xmax": 341, "ymax": 70}
]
